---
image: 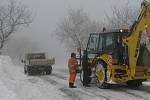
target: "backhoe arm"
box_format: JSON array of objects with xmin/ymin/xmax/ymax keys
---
[
  {"xmin": 144, "ymin": 1, "xmax": 150, "ymax": 41},
  {"xmin": 124, "ymin": 1, "xmax": 150, "ymax": 78}
]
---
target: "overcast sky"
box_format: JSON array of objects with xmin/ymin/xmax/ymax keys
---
[{"xmin": 3, "ymin": 0, "xmax": 143, "ymax": 65}]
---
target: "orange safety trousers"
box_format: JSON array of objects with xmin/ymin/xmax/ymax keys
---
[
  {"xmin": 69, "ymin": 71, "xmax": 76, "ymax": 83},
  {"xmin": 68, "ymin": 57, "xmax": 78, "ymax": 83}
]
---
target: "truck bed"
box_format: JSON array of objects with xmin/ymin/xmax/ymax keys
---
[{"xmin": 29, "ymin": 58, "xmax": 55, "ymax": 66}]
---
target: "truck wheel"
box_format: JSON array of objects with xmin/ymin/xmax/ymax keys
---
[
  {"xmin": 24, "ymin": 66, "xmax": 27, "ymax": 74},
  {"xmin": 127, "ymin": 80, "xmax": 142, "ymax": 88},
  {"xmin": 46, "ymin": 66, "xmax": 52, "ymax": 75},
  {"xmin": 95, "ymin": 61, "xmax": 109, "ymax": 89},
  {"xmin": 27, "ymin": 67, "xmax": 32, "ymax": 75}
]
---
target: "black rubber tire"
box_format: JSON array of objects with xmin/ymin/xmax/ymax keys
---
[
  {"xmin": 46, "ymin": 66, "xmax": 52, "ymax": 75},
  {"xmin": 127, "ymin": 80, "xmax": 142, "ymax": 88},
  {"xmin": 24, "ymin": 66, "xmax": 27, "ymax": 74},
  {"xmin": 27, "ymin": 67, "xmax": 32, "ymax": 75},
  {"xmin": 95, "ymin": 61, "xmax": 109, "ymax": 89}
]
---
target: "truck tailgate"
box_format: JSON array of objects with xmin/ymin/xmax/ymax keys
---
[{"xmin": 29, "ymin": 58, "xmax": 55, "ymax": 66}]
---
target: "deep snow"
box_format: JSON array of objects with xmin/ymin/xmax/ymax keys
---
[{"xmin": 0, "ymin": 56, "xmax": 150, "ymax": 100}]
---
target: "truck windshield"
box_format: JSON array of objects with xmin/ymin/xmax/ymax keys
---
[{"xmin": 27, "ymin": 53, "xmax": 46, "ymax": 59}]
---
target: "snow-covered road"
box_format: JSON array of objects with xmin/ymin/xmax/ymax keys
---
[{"xmin": 0, "ymin": 56, "xmax": 150, "ymax": 100}]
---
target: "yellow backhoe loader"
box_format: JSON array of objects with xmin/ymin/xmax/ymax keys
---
[{"xmin": 80, "ymin": 1, "xmax": 150, "ymax": 88}]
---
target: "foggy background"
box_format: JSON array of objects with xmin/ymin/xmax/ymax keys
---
[{"xmin": 1, "ymin": 0, "xmax": 143, "ymax": 66}]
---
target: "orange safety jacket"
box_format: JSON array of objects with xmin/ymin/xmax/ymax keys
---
[
  {"xmin": 68, "ymin": 57, "xmax": 78, "ymax": 73},
  {"xmin": 68, "ymin": 57, "xmax": 78, "ymax": 83}
]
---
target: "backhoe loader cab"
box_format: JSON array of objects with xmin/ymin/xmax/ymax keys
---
[
  {"xmin": 82, "ymin": 29, "xmax": 150, "ymax": 89},
  {"xmin": 86, "ymin": 29, "xmax": 129, "ymax": 65}
]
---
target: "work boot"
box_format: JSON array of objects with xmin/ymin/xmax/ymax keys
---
[
  {"xmin": 69, "ymin": 83, "xmax": 77, "ymax": 88},
  {"xmin": 69, "ymin": 82, "xmax": 72, "ymax": 87},
  {"xmin": 72, "ymin": 85, "xmax": 77, "ymax": 88},
  {"xmin": 72, "ymin": 83, "xmax": 77, "ymax": 88}
]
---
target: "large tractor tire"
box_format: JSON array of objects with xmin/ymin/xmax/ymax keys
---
[
  {"xmin": 127, "ymin": 80, "xmax": 142, "ymax": 88},
  {"xmin": 95, "ymin": 61, "xmax": 109, "ymax": 89}
]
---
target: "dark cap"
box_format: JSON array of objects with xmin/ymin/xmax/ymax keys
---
[{"xmin": 71, "ymin": 52, "xmax": 76, "ymax": 57}]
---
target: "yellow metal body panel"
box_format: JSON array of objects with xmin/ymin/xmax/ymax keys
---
[{"xmin": 123, "ymin": 2, "xmax": 150, "ymax": 78}]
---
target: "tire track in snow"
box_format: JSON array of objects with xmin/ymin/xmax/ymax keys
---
[
  {"xmin": 46, "ymin": 72, "xmax": 126, "ymax": 100},
  {"xmin": 79, "ymin": 87, "xmax": 112, "ymax": 100},
  {"xmin": 59, "ymin": 88, "xmax": 82, "ymax": 100},
  {"xmin": 41, "ymin": 74, "xmax": 112, "ymax": 100},
  {"xmin": 51, "ymin": 73, "xmax": 67, "ymax": 80},
  {"xmin": 109, "ymin": 85, "xmax": 150, "ymax": 100},
  {"xmin": 26, "ymin": 74, "xmax": 150, "ymax": 100},
  {"xmin": 27, "ymin": 68, "xmax": 150, "ymax": 100},
  {"xmin": 47, "ymin": 72, "xmax": 125, "ymax": 100},
  {"xmin": 40, "ymin": 75, "xmax": 111, "ymax": 100},
  {"xmin": 112, "ymin": 88, "xmax": 145, "ymax": 99},
  {"xmin": 138, "ymin": 85, "xmax": 150, "ymax": 94},
  {"xmin": 50, "ymin": 70, "xmax": 150, "ymax": 100},
  {"xmin": 40, "ymin": 76, "xmax": 84, "ymax": 100},
  {"xmin": 41, "ymin": 75, "xmax": 59, "ymax": 85}
]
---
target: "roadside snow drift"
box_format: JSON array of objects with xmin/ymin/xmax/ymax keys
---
[
  {"xmin": 0, "ymin": 56, "xmax": 49, "ymax": 100},
  {"xmin": 0, "ymin": 81, "xmax": 19, "ymax": 100},
  {"xmin": 0, "ymin": 56, "xmax": 19, "ymax": 100}
]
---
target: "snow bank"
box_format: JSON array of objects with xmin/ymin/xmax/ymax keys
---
[
  {"xmin": 0, "ymin": 55, "xmax": 62, "ymax": 100},
  {"xmin": 0, "ymin": 56, "xmax": 13, "ymax": 65},
  {"xmin": 0, "ymin": 81, "xmax": 19, "ymax": 100},
  {"xmin": 0, "ymin": 56, "xmax": 49, "ymax": 100},
  {"xmin": 0, "ymin": 56, "xmax": 19, "ymax": 100}
]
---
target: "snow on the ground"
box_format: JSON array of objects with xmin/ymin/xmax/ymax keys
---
[
  {"xmin": 0, "ymin": 55, "xmax": 150, "ymax": 100},
  {"xmin": 0, "ymin": 56, "xmax": 19, "ymax": 100},
  {"xmin": 0, "ymin": 56, "xmax": 66, "ymax": 100},
  {"xmin": 0, "ymin": 81, "xmax": 19, "ymax": 100}
]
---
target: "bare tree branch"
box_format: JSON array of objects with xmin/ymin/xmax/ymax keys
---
[
  {"xmin": 0, "ymin": 0, "xmax": 33, "ymax": 50},
  {"xmin": 55, "ymin": 8, "xmax": 102, "ymax": 51},
  {"xmin": 105, "ymin": 2, "xmax": 140, "ymax": 29}
]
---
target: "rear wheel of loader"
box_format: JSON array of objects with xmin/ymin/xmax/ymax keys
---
[
  {"xmin": 127, "ymin": 80, "xmax": 142, "ymax": 88},
  {"xmin": 95, "ymin": 61, "xmax": 109, "ymax": 89}
]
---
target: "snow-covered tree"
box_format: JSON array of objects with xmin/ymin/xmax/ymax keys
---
[
  {"xmin": 105, "ymin": 2, "xmax": 140, "ymax": 29},
  {"xmin": 55, "ymin": 8, "xmax": 102, "ymax": 51},
  {"xmin": 0, "ymin": 0, "xmax": 33, "ymax": 50}
]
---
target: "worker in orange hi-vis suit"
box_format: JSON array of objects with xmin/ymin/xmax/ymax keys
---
[{"xmin": 68, "ymin": 53, "xmax": 78, "ymax": 88}]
